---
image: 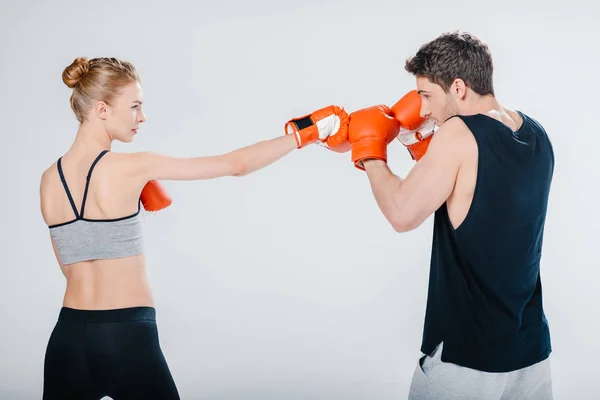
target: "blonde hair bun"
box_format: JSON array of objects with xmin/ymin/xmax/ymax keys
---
[{"xmin": 62, "ymin": 57, "xmax": 90, "ymax": 88}]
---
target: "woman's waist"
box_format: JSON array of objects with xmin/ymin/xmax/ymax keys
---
[
  {"xmin": 62, "ymin": 256, "xmax": 154, "ymax": 309},
  {"xmin": 63, "ymin": 284, "xmax": 155, "ymax": 310}
]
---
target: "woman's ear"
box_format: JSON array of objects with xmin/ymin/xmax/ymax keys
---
[{"xmin": 94, "ymin": 101, "xmax": 108, "ymax": 120}]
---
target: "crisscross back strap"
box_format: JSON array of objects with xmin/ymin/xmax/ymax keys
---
[
  {"xmin": 57, "ymin": 157, "xmax": 80, "ymax": 219},
  {"xmin": 80, "ymin": 150, "xmax": 110, "ymax": 218}
]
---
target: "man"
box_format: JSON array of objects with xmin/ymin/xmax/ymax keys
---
[
  {"xmin": 285, "ymin": 30, "xmax": 554, "ymax": 399},
  {"xmin": 352, "ymin": 31, "xmax": 554, "ymax": 399}
]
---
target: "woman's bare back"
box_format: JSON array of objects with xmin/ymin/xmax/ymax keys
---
[{"xmin": 40, "ymin": 149, "xmax": 154, "ymax": 310}]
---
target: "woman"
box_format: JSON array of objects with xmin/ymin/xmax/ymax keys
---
[{"xmin": 39, "ymin": 56, "xmax": 348, "ymax": 399}]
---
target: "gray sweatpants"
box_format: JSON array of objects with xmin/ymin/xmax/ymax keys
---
[{"xmin": 408, "ymin": 343, "xmax": 553, "ymax": 400}]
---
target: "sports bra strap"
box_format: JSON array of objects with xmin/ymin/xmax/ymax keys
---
[
  {"xmin": 57, "ymin": 157, "xmax": 81, "ymax": 219},
  {"xmin": 56, "ymin": 149, "xmax": 110, "ymax": 220},
  {"xmin": 80, "ymin": 150, "xmax": 109, "ymax": 218}
]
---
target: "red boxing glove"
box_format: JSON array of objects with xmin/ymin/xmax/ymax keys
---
[
  {"xmin": 140, "ymin": 180, "xmax": 172, "ymax": 212},
  {"xmin": 391, "ymin": 90, "xmax": 435, "ymax": 161},
  {"xmin": 348, "ymin": 105, "xmax": 401, "ymax": 170},
  {"xmin": 285, "ymin": 105, "xmax": 349, "ymax": 149}
]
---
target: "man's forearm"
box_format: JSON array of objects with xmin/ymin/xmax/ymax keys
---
[{"xmin": 362, "ymin": 159, "xmax": 405, "ymax": 229}]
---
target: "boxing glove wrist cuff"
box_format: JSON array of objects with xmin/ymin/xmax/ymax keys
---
[
  {"xmin": 285, "ymin": 120, "xmax": 318, "ymax": 149},
  {"xmin": 351, "ymin": 138, "xmax": 387, "ymax": 169},
  {"xmin": 298, "ymin": 128, "xmax": 319, "ymax": 148}
]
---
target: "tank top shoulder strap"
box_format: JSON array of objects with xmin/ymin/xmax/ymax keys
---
[{"xmin": 444, "ymin": 115, "xmax": 460, "ymax": 123}]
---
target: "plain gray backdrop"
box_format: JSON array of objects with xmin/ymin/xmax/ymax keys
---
[{"xmin": 1, "ymin": 0, "xmax": 599, "ymax": 398}]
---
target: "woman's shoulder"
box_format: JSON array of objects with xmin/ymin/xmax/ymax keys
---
[
  {"xmin": 101, "ymin": 150, "xmax": 149, "ymax": 166},
  {"xmin": 98, "ymin": 151, "xmax": 154, "ymax": 182},
  {"xmin": 39, "ymin": 160, "xmax": 59, "ymax": 190},
  {"xmin": 39, "ymin": 161, "xmax": 60, "ymax": 225}
]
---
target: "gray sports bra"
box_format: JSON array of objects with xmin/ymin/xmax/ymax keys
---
[{"xmin": 48, "ymin": 150, "xmax": 144, "ymax": 265}]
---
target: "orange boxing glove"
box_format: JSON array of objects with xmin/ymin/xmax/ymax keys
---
[
  {"xmin": 140, "ymin": 180, "xmax": 172, "ymax": 212},
  {"xmin": 348, "ymin": 105, "xmax": 401, "ymax": 170},
  {"xmin": 321, "ymin": 119, "xmax": 351, "ymax": 153},
  {"xmin": 397, "ymin": 119, "xmax": 436, "ymax": 161},
  {"xmin": 391, "ymin": 90, "xmax": 436, "ymax": 161},
  {"xmin": 285, "ymin": 105, "xmax": 349, "ymax": 150}
]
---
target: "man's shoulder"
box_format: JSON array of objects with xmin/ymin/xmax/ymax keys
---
[
  {"xmin": 428, "ymin": 117, "xmax": 477, "ymax": 164},
  {"xmin": 434, "ymin": 116, "xmax": 476, "ymax": 146}
]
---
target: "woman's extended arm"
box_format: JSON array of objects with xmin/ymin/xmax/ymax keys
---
[{"xmin": 132, "ymin": 133, "xmax": 298, "ymax": 182}]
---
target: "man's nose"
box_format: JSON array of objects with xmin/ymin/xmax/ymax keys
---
[{"xmin": 420, "ymin": 106, "xmax": 430, "ymax": 119}]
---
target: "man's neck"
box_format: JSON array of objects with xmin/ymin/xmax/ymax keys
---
[{"xmin": 462, "ymin": 94, "xmax": 502, "ymax": 116}]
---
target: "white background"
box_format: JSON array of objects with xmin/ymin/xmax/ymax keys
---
[{"xmin": 1, "ymin": 0, "xmax": 599, "ymax": 398}]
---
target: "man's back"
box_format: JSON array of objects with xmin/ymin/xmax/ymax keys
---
[{"xmin": 421, "ymin": 109, "xmax": 555, "ymax": 373}]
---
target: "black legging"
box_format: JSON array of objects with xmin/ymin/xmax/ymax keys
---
[{"xmin": 43, "ymin": 306, "xmax": 180, "ymax": 399}]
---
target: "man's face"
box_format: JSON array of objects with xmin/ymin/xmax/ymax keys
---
[{"xmin": 415, "ymin": 76, "xmax": 458, "ymax": 126}]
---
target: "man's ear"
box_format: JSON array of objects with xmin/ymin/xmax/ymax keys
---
[{"xmin": 451, "ymin": 79, "xmax": 467, "ymax": 100}]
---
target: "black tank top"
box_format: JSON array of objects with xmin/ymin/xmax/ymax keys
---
[{"xmin": 421, "ymin": 111, "xmax": 554, "ymax": 373}]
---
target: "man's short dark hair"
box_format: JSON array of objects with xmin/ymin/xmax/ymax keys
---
[{"xmin": 405, "ymin": 31, "xmax": 495, "ymax": 96}]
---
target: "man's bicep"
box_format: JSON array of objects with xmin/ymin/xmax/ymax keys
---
[{"xmin": 393, "ymin": 121, "xmax": 464, "ymax": 230}]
